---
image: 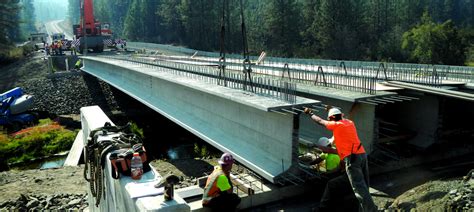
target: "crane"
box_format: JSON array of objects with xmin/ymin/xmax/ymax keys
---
[{"xmin": 73, "ymin": 0, "xmax": 112, "ymax": 53}]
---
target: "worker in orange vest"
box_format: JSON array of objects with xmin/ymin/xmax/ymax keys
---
[
  {"xmin": 58, "ymin": 40, "xmax": 63, "ymax": 55},
  {"xmin": 202, "ymin": 152, "xmax": 241, "ymax": 211},
  {"xmin": 304, "ymin": 107, "xmax": 377, "ymax": 212}
]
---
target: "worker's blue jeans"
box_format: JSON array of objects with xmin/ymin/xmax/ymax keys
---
[{"xmin": 344, "ymin": 153, "xmax": 377, "ymax": 212}]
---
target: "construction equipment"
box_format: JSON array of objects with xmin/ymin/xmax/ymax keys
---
[
  {"xmin": 73, "ymin": 0, "xmax": 112, "ymax": 53},
  {"xmin": 51, "ymin": 33, "xmax": 65, "ymax": 42},
  {"xmin": 0, "ymin": 87, "xmax": 36, "ymax": 132}
]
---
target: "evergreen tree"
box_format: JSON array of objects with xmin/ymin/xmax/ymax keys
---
[
  {"xmin": 316, "ymin": 0, "xmax": 367, "ymax": 60},
  {"xmin": 68, "ymin": 0, "xmax": 80, "ymax": 26},
  {"xmin": 263, "ymin": 0, "xmax": 301, "ymax": 57},
  {"xmin": 64, "ymin": 0, "xmax": 474, "ymax": 64},
  {"xmin": 402, "ymin": 12, "xmax": 467, "ymax": 65},
  {"xmin": 300, "ymin": 0, "xmax": 321, "ymax": 57},
  {"xmin": 0, "ymin": 0, "xmax": 21, "ymax": 59},
  {"xmin": 243, "ymin": 1, "xmax": 267, "ymax": 54},
  {"xmin": 1, "ymin": 0, "xmax": 21, "ymax": 46},
  {"xmin": 20, "ymin": 0, "xmax": 36, "ymax": 37},
  {"xmin": 123, "ymin": 0, "xmax": 143, "ymax": 41}
]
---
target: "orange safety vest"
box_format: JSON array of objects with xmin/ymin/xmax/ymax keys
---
[
  {"xmin": 202, "ymin": 167, "xmax": 230, "ymax": 205},
  {"xmin": 326, "ymin": 119, "xmax": 365, "ymax": 160}
]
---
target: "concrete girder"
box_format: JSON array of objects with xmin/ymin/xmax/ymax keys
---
[{"xmin": 81, "ymin": 57, "xmax": 319, "ymax": 183}]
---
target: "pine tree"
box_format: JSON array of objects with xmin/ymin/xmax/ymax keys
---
[
  {"xmin": 123, "ymin": 0, "xmax": 143, "ymax": 41},
  {"xmin": 263, "ymin": 0, "xmax": 301, "ymax": 57}
]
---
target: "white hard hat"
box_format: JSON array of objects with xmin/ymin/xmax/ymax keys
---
[
  {"xmin": 327, "ymin": 108, "xmax": 342, "ymax": 119},
  {"xmin": 317, "ymin": 137, "xmax": 331, "ymax": 147}
]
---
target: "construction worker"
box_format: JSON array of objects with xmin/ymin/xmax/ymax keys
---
[
  {"xmin": 58, "ymin": 40, "xmax": 63, "ymax": 55},
  {"xmin": 71, "ymin": 45, "xmax": 76, "ymax": 56},
  {"xmin": 304, "ymin": 107, "xmax": 377, "ymax": 212},
  {"xmin": 53, "ymin": 42, "xmax": 58, "ymax": 55},
  {"xmin": 45, "ymin": 43, "xmax": 50, "ymax": 56},
  {"xmin": 202, "ymin": 152, "xmax": 241, "ymax": 211},
  {"xmin": 314, "ymin": 137, "xmax": 340, "ymax": 174},
  {"xmin": 299, "ymin": 137, "xmax": 340, "ymax": 174},
  {"xmin": 74, "ymin": 59, "xmax": 82, "ymax": 70}
]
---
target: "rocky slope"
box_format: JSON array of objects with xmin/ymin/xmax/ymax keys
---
[{"xmin": 0, "ymin": 52, "xmax": 119, "ymax": 115}]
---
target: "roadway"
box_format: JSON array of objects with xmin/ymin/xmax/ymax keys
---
[{"xmin": 44, "ymin": 20, "xmax": 73, "ymax": 43}]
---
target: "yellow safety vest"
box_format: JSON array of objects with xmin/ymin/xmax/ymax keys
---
[{"xmin": 202, "ymin": 167, "xmax": 231, "ymax": 205}]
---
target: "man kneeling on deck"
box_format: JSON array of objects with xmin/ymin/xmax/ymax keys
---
[
  {"xmin": 299, "ymin": 137, "xmax": 341, "ymax": 174},
  {"xmin": 315, "ymin": 137, "xmax": 341, "ymax": 174},
  {"xmin": 202, "ymin": 152, "xmax": 241, "ymax": 211}
]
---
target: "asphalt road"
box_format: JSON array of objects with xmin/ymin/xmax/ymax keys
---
[{"xmin": 44, "ymin": 20, "xmax": 73, "ymax": 43}]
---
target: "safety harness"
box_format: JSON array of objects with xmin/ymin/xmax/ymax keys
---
[{"xmin": 83, "ymin": 122, "xmax": 148, "ymax": 207}]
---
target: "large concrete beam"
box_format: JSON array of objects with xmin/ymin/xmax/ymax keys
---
[
  {"xmin": 81, "ymin": 57, "xmax": 318, "ymax": 183},
  {"xmin": 81, "ymin": 106, "xmax": 189, "ymax": 211}
]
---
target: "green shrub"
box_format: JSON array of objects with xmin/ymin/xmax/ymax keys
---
[
  {"xmin": 0, "ymin": 119, "xmax": 77, "ymax": 165},
  {"xmin": 201, "ymin": 145, "xmax": 209, "ymax": 158},
  {"xmin": 194, "ymin": 143, "xmax": 200, "ymax": 156},
  {"xmin": 38, "ymin": 118, "xmax": 54, "ymax": 125},
  {"xmin": 129, "ymin": 122, "xmax": 144, "ymax": 139},
  {"xmin": 0, "ymin": 44, "xmax": 36, "ymax": 65}
]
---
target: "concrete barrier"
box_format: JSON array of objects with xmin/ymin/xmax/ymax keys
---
[{"xmin": 81, "ymin": 106, "xmax": 190, "ymax": 211}]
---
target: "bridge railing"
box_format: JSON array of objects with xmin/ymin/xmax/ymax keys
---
[{"xmin": 128, "ymin": 42, "xmax": 474, "ymax": 89}]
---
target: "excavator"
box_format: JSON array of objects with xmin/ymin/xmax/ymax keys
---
[
  {"xmin": 0, "ymin": 87, "xmax": 36, "ymax": 132},
  {"xmin": 73, "ymin": 0, "xmax": 112, "ymax": 53}
]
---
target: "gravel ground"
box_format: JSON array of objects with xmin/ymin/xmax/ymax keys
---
[
  {"xmin": 0, "ymin": 160, "xmax": 472, "ymax": 211},
  {"xmin": 1, "ymin": 51, "xmax": 120, "ymax": 115},
  {"xmin": 0, "ymin": 166, "xmax": 88, "ymax": 210}
]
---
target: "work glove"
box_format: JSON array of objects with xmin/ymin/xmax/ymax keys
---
[
  {"xmin": 303, "ymin": 107, "xmax": 312, "ymax": 114},
  {"xmin": 325, "ymin": 105, "xmax": 332, "ymax": 111}
]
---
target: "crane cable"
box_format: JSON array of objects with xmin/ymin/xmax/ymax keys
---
[
  {"xmin": 239, "ymin": 0, "xmax": 254, "ymax": 92},
  {"xmin": 218, "ymin": 0, "xmax": 228, "ymax": 87}
]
